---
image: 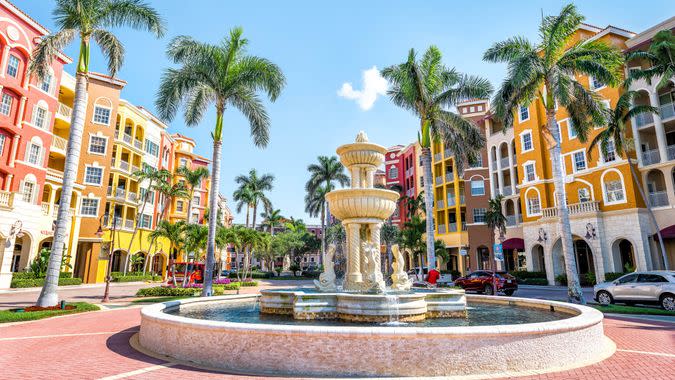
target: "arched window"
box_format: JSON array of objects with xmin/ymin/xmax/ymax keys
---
[
  {"xmin": 32, "ymin": 100, "xmax": 50, "ymax": 129},
  {"xmin": 525, "ymin": 187, "xmax": 542, "ymax": 216},
  {"xmin": 601, "ymin": 169, "xmax": 626, "ymax": 205},
  {"xmin": 20, "ymin": 174, "xmax": 38, "ymax": 203},
  {"xmin": 25, "ymin": 137, "xmax": 44, "ymax": 166}
]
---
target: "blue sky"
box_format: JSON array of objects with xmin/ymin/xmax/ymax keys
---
[{"xmin": 17, "ymin": 0, "xmax": 674, "ymax": 224}]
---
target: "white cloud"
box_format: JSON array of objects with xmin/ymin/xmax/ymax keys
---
[{"xmin": 337, "ymin": 66, "xmax": 388, "ymax": 111}]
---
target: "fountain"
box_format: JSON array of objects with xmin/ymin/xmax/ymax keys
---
[{"xmin": 137, "ymin": 132, "xmax": 615, "ymax": 378}]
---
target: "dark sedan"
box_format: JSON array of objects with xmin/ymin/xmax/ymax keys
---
[{"xmin": 454, "ymin": 271, "xmax": 518, "ymax": 296}]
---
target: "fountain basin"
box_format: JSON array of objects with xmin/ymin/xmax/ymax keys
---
[
  {"xmin": 336, "ymin": 141, "xmax": 387, "ymax": 167},
  {"xmin": 325, "ymin": 188, "xmax": 399, "ymax": 220},
  {"xmin": 138, "ymin": 294, "xmax": 614, "ymax": 378}
]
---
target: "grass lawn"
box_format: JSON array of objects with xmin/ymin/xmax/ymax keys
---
[
  {"xmin": 0, "ymin": 302, "xmax": 100, "ymax": 324},
  {"xmin": 591, "ymin": 303, "xmax": 675, "ymax": 316},
  {"xmin": 131, "ymin": 296, "xmax": 193, "ymax": 303}
]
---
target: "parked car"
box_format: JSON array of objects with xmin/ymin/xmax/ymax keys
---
[
  {"xmin": 594, "ymin": 271, "xmax": 675, "ymax": 311},
  {"xmin": 453, "ymin": 271, "xmax": 518, "ymax": 296}
]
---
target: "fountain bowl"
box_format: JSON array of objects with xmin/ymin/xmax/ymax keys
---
[
  {"xmin": 138, "ymin": 294, "xmax": 614, "ymax": 378},
  {"xmin": 325, "ymin": 188, "xmax": 399, "ymax": 221}
]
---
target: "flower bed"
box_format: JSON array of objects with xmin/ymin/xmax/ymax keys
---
[{"xmin": 0, "ymin": 302, "xmax": 99, "ymax": 323}]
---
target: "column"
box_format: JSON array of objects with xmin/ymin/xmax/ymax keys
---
[
  {"xmin": 351, "ymin": 166, "xmax": 361, "ymax": 188},
  {"xmin": 487, "ymin": 151, "xmax": 496, "ymax": 197},
  {"xmin": 0, "ymin": 237, "xmax": 16, "ymax": 289},
  {"xmin": 649, "ymin": 91, "xmax": 668, "ymax": 163},
  {"xmin": 365, "ymin": 167, "xmax": 375, "ymax": 188},
  {"xmin": 0, "ymin": 46, "xmax": 10, "ymax": 78},
  {"xmin": 496, "ymin": 149, "xmax": 505, "ymax": 195},
  {"xmin": 9, "ymin": 135, "xmax": 19, "ymax": 167},
  {"xmin": 345, "ymin": 223, "xmax": 362, "ymax": 289},
  {"xmin": 508, "ymin": 142, "xmax": 517, "ymax": 194},
  {"xmin": 4, "ymin": 174, "xmax": 12, "ymax": 191},
  {"xmin": 48, "ymin": 187, "xmax": 57, "ymax": 215},
  {"xmin": 15, "ymin": 96, "xmax": 26, "ymax": 128},
  {"xmin": 629, "ymin": 98, "xmax": 644, "ymax": 166},
  {"xmin": 661, "ymin": 167, "xmax": 675, "ymax": 206}
]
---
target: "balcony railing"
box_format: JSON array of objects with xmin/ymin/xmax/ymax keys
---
[
  {"xmin": 499, "ymin": 157, "xmax": 510, "ymax": 169},
  {"xmin": 635, "ymin": 112, "xmax": 654, "ymax": 128},
  {"xmin": 447, "ymin": 196, "xmax": 456, "ymax": 207},
  {"xmin": 491, "ymin": 160, "xmax": 497, "ymax": 170},
  {"xmin": 438, "ymin": 224, "xmax": 446, "ymax": 234},
  {"xmin": 461, "ymin": 221, "xmax": 466, "ymax": 230},
  {"xmin": 437, "ymin": 199, "xmax": 444, "ymax": 209},
  {"xmin": 435, "ymin": 176, "xmax": 443, "ymax": 185},
  {"xmin": 124, "ymin": 219, "xmax": 134, "ymax": 230},
  {"xmin": 506, "ymin": 214, "xmax": 522, "ymax": 226},
  {"xmin": 459, "ymin": 195, "xmax": 465, "ymax": 204},
  {"xmin": 642, "ymin": 149, "xmax": 661, "ymax": 166},
  {"xmin": 445, "ymin": 173, "xmax": 453, "ymax": 182},
  {"xmin": 542, "ymin": 207, "xmax": 557, "ymax": 218},
  {"xmin": 448, "ymin": 222, "xmax": 457, "ymax": 232},
  {"xmin": 660, "ymin": 102, "xmax": 675, "ymax": 120},
  {"xmin": 434, "ymin": 153, "xmax": 442, "ymax": 162},
  {"xmin": 51, "ymin": 135, "xmax": 68, "ymax": 152},
  {"xmin": 502, "ymin": 186, "xmax": 513, "ymax": 196},
  {"xmin": 128, "ymin": 192, "xmax": 138, "ymax": 202},
  {"xmin": 0, "ymin": 191, "xmax": 14, "ymax": 208},
  {"xmin": 134, "ymin": 139, "xmax": 143, "ymax": 149},
  {"xmin": 41, "ymin": 202, "xmax": 49, "ymax": 215},
  {"xmin": 444, "ymin": 149, "xmax": 452, "ymax": 158},
  {"xmin": 56, "ymin": 102, "xmax": 72, "ymax": 120},
  {"xmin": 649, "ymin": 191, "xmax": 669, "ymax": 207},
  {"xmin": 668, "ymin": 145, "xmax": 675, "ymax": 161},
  {"xmin": 568, "ymin": 200, "xmax": 600, "ymax": 214}
]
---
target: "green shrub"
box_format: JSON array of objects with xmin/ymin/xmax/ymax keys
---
[
  {"xmin": 509, "ymin": 271, "xmax": 547, "ymax": 280},
  {"xmin": 236, "ymin": 281, "xmax": 258, "ymax": 287},
  {"xmin": 604, "ymin": 272, "xmax": 625, "ymax": 282},
  {"xmin": 228, "ymin": 271, "xmax": 273, "ymax": 279},
  {"xmin": 111, "ymin": 274, "xmax": 161, "ymax": 282},
  {"xmin": 10, "ymin": 277, "xmax": 82, "ymax": 288},
  {"xmin": 12, "ymin": 272, "xmax": 73, "ymax": 280},
  {"xmin": 212, "ymin": 283, "xmax": 240, "ymax": 295},
  {"xmin": 555, "ymin": 274, "xmax": 567, "ymax": 286},
  {"xmin": 555, "ymin": 273, "xmax": 595, "ymax": 286},
  {"xmin": 440, "ymin": 270, "xmax": 462, "ymax": 279},
  {"xmin": 520, "ymin": 278, "xmax": 549, "ymax": 285},
  {"xmin": 136, "ymin": 287, "xmax": 198, "ymax": 297}
]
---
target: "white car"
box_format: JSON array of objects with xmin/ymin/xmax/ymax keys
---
[{"xmin": 593, "ymin": 271, "xmax": 675, "ymax": 311}]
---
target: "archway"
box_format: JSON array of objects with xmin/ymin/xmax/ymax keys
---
[
  {"xmin": 550, "ymin": 239, "xmax": 566, "ymax": 278},
  {"xmin": 477, "ymin": 246, "xmax": 490, "ymax": 270},
  {"xmin": 12, "ymin": 234, "xmax": 33, "ymax": 272},
  {"xmin": 646, "ymin": 169, "xmax": 668, "ymax": 207},
  {"xmin": 151, "ymin": 253, "xmax": 166, "ymax": 276},
  {"xmin": 111, "ymin": 250, "xmax": 127, "ymax": 273},
  {"xmin": 131, "ymin": 252, "xmax": 147, "ymax": 273},
  {"xmin": 531, "ymin": 244, "xmax": 546, "ymax": 273},
  {"xmin": 611, "ymin": 239, "xmax": 636, "ymax": 273},
  {"xmin": 574, "ymin": 239, "xmax": 595, "ymax": 275}
]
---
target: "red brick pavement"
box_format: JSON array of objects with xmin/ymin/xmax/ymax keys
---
[{"xmin": 0, "ymin": 308, "xmax": 673, "ymax": 379}]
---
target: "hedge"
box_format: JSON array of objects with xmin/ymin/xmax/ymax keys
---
[
  {"xmin": 136, "ymin": 287, "xmax": 198, "ymax": 297},
  {"xmin": 12, "ymin": 272, "xmax": 73, "ymax": 280},
  {"xmin": 235, "ymin": 281, "xmax": 258, "ymax": 287},
  {"xmin": 11, "ymin": 277, "xmax": 82, "ymax": 288},
  {"xmin": 111, "ymin": 274, "xmax": 162, "ymax": 282},
  {"xmin": 555, "ymin": 273, "xmax": 596, "ymax": 287},
  {"xmin": 604, "ymin": 272, "xmax": 626, "ymax": 282},
  {"xmin": 509, "ymin": 271, "xmax": 547, "ymax": 280},
  {"xmin": 519, "ymin": 278, "xmax": 549, "ymax": 285},
  {"xmin": 213, "ymin": 283, "xmax": 240, "ymax": 295},
  {"xmin": 228, "ymin": 271, "xmax": 273, "ymax": 279}
]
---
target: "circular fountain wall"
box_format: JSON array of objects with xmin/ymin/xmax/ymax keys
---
[{"xmin": 138, "ymin": 294, "xmax": 614, "ymax": 378}]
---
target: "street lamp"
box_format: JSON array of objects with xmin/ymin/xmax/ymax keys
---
[{"xmin": 99, "ymin": 215, "xmax": 117, "ymax": 303}]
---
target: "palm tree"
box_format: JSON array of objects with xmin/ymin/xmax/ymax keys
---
[
  {"xmin": 235, "ymin": 169, "xmax": 275, "ymax": 229},
  {"xmin": 486, "ymin": 195, "xmax": 507, "ymax": 294},
  {"xmin": 483, "ymin": 4, "xmax": 624, "ymax": 304},
  {"xmin": 381, "ymin": 223, "xmax": 400, "ymax": 275},
  {"xmin": 122, "ymin": 167, "xmax": 170, "ymax": 275},
  {"xmin": 305, "ymin": 185, "xmax": 330, "ymax": 261},
  {"xmin": 306, "ymin": 155, "xmax": 349, "ymax": 257},
  {"xmin": 588, "ymin": 91, "xmax": 668, "ymax": 269},
  {"xmin": 182, "ymin": 224, "xmax": 209, "ymax": 286},
  {"xmin": 626, "ymin": 30, "xmax": 675, "ymax": 90},
  {"xmin": 261, "ymin": 208, "xmax": 284, "ymax": 235},
  {"xmin": 399, "ymin": 215, "xmax": 426, "ymax": 273},
  {"xmin": 30, "ymin": 0, "xmax": 165, "ymax": 307},
  {"xmin": 177, "ymin": 165, "xmax": 210, "ymax": 225},
  {"xmin": 285, "ymin": 217, "xmax": 306, "ymax": 233},
  {"xmin": 382, "ymin": 47, "xmax": 492, "ymax": 271},
  {"xmin": 403, "ymin": 191, "xmax": 425, "ymax": 217},
  {"xmin": 233, "ymin": 186, "xmax": 255, "ymax": 228},
  {"xmin": 149, "ymin": 221, "xmax": 186, "ymax": 286},
  {"xmin": 156, "ymin": 28, "xmax": 285, "ymax": 297}
]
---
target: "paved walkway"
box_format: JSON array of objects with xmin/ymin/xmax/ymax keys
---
[{"xmin": 0, "ymin": 303, "xmax": 673, "ymax": 379}]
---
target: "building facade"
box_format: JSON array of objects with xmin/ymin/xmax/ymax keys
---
[{"xmin": 383, "ymin": 142, "xmax": 423, "ymax": 228}]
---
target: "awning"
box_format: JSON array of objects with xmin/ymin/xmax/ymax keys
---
[
  {"xmin": 655, "ymin": 225, "xmax": 675, "ymax": 239},
  {"xmin": 502, "ymin": 238, "xmax": 524, "ymax": 250}
]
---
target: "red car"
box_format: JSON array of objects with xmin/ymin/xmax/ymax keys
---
[{"xmin": 454, "ymin": 271, "xmax": 518, "ymax": 296}]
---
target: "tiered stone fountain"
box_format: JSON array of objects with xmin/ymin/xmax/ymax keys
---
[{"xmin": 259, "ymin": 131, "xmax": 467, "ymax": 322}]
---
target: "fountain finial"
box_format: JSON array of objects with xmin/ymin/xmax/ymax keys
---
[{"xmin": 355, "ymin": 130, "xmax": 369, "ymax": 143}]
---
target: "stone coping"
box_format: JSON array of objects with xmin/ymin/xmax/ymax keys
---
[{"xmin": 141, "ymin": 293, "xmax": 602, "ymax": 337}]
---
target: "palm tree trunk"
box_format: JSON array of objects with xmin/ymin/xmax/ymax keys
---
[
  {"xmin": 202, "ymin": 139, "xmax": 222, "ymax": 297},
  {"xmin": 320, "ymin": 204, "xmax": 326, "ymax": 266},
  {"xmin": 123, "ymin": 179, "xmax": 155, "ymax": 276},
  {"xmin": 547, "ymin": 109, "xmax": 585, "ymax": 304},
  {"xmin": 625, "ymin": 155, "xmax": 669, "ymax": 270},
  {"xmin": 36, "ymin": 71, "xmax": 88, "ymax": 307},
  {"xmin": 421, "ymin": 147, "xmax": 437, "ymax": 270},
  {"xmin": 245, "ymin": 205, "xmax": 250, "ymax": 228},
  {"xmin": 182, "ymin": 188, "xmax": 196, "ymax": 287},
  {"xmin": 143, "ymin": 196, "xmax": 170, "ymax": 276}
]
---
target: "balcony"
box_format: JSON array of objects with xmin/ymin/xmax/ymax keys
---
[
  {"xmin": 438, "ymin": 224, "xmax": 446, "ymax": 234},
  {"xmin": 642, "ymin": 149, "xmax": 661, "ymax": 166},
  {"xmin": 460, "ymin": 195, "xmax": 465, "ymax": 204},
  {"xmin": 462, "ymin": 221, "xmax": 466, "ymax": 230},
  {"xmin": 499, "ymin": 157, "xmax": 510, "ymax": 169},
  {"xmin": 433, "ymin": 153, "xmax": 441, "ymax": 162},
  {"xmin": 128, "ymin": 192, "xmax": 138, "ymax": 203},
  {"xmin": 436, "ymin": 199, "xmax": 445, "ymax": 209},
  {"xmin": 0, "ymin": 191, "xmax": 14, "ymax": 208},
  {"xmin": 46, "ymin": 168, "xmax": 64, "ymax": 183},
  {"xmin": 56, "ymin": 102, "xmax": 72, "ymax": 121},
  {"xmin": 635, "ymin": 112, "xmax": 654, "ymax": 128},
  {"xmin": 134, "ymin": 139, "xmax": 143, "ymax": 149},
  {"xmin": 541, "ymin": 201, "xmax": 600, "ymax": 219},
  {"xmin": 502, "ymin": 186, "xmax": 513, "ymax": 196},
  {"xmin": 444, "ymin": 149, "xmax": 452, "ymax": 158},
  {"xmin": 669, "ymin": 145, "xmax": 675, "ymax": 161},
  {"xmin": 447, "ymin": 196, "xmax": 456, "ymax": 207},
  {"xmin": 41, "ymin": 202, "xmax": 49, "ymax": 215},
  {"xmin": 124, "ymin": 219, "xmax": 134, "ymax": 230},
  {"xmin": 435, "ymin": 176, "xmax": 443, "ymax": 185},
  {"xmin": 445, "ymin": 173, "xmax": 453, "ymax": 182},
  {"xmin": 505, "ymin": 214, "xmax": 523, "ymax": 227},
  {"xmin": 51, "ymin": 135, "xmax": 67, "ymax": 155},
  {"xmin": 649, "ymin": 191, "xmax": 669, "ymax": 207},
  {"xmin": 448, "ymin": 222, "xmax": 457, "ymax": 232},
  {"xmin": 491, "ymin": 161, "xmax": 497, "ymax": 170},
  {"xmin": 661, "ymin": 102, "xmax": 675, "ymax": 120}
]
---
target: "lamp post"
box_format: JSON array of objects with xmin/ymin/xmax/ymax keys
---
[{"xmin": 97, "ymin": 215, "xmax": 117, "ymax": 303}]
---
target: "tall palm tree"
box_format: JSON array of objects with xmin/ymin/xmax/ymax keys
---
[
  {"xmin": 31, "ymin": 0, "xmax": 165, "ymax": 307},
  {"xmin": 156, "ymin": 28, "xmax": 285, "ymax": 297},
  {"xmin": 233, "ymin": 186, "xmax": 255, "ymax": 228},
  {"xmin": 122, "ymin": 167, "xmax": 170, "ymax": 275},
  {"xmin": 483, "ymin": 4, "xmax": 623, "ymax": 303},
  {"xmin": 588, "ymin": 91, "xmax": 668, "ymax": 269},
  {"xmin": 626, "ymin": 29, "xmax": 675, "ymax": 90},
  {"xmin": 149, "ymin": 221, "xmax": 186, "ymax": 286},
  {"xmin": 305, "ymin": 185, "xmax": 330, "ymax": 260},
  {"xmin": 261, "ymin": 208, "xmax": 284, "ymax": 235},
  {"xmin": 382, "ymin": 47, "xmax": 491, "ymax": 271},
  {"xmin": 177, "ymin": 165, "xmax": 210, "ymax": 225},
  {"xmin": 234, "ymin": 169, "xmax": 275, "ymax": 229},
  {"xmin": 285, "ymin": 217, "xmax": 306, "ymax": 233},
  {"xmin": 486, "ymin": 195, "xmax": 507, "ymax": 294},
  {"xmin": 182, "ymin": 223, "xmax": 209, "ymax": 286},
  {"xmin": 306, "ymin": 155, "xmax": 349, "ymax": 256}
]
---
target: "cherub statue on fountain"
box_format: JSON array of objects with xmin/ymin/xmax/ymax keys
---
[
  {"xmin": 314, "ymin": 244, "xmax": 337, "ymax": 292},
  {"xmin": 362, "ymin": 241, "xmax": 386, "ymax": 293},
  {"xmin": 390, "ymin": 244, "xmax": 412, "ymax": 291}
]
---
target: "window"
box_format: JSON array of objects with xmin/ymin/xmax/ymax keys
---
[
  {"xmin": 590, "ymin": 76, "xmax": 604, "ymax": 90},
  {"xmin": 519, "ymin": 105, "xmax": 529, "ymax": 122},
  {"xmin": 179, "ymin": 158, "xmax": 188, "ymax": 168},
  {"xmin": 524, "ymin": 163, "xmax": 536, "ymax": 182},
  {"xmin": 26, "ymin": 144, "xmax": 42, "ymax": 165},
  {"xmin": 573, "ymin": 151, "xmax": 587, "ymax": 172},
  {"xmin": 21, "ymin": 181, "xmax": 35, "ymax": 203},
  {"xmin": 527, "ymin": 195, "xmax": 541, "ymax": 215},
  {"xmin": 605, "ymin": 180, "xmax": 625, "ymax": 203},
  {"xmin": 0, "ymin": 134, "xmax": 5, "ymax": 155},
  {"xmin": 470, "ymin": 180, "xmax": 485, "ymax": 196},
  {"xmin": 80, "ymin": 198, "xmax": 99, "ymax": 216},
  {"xmin": 176, "ymin": 200, "xmax": 184, "ymax": 212},
  {"xmin": 39, "ymin": 72, "xmax": 52, "ymax": 93},
  {"xmin": 84, "ymin": 166, "xmax": 103, "ymax": 185},
  {"xmin": 32, "ymin": 106, "xmax": 48, "ymax": 129},
  {"xmin": 637, "ymin": 274, "xmax": 667, "ymax": 283},
  {"xmin": 473, "ymin": 208, "xmax": 486, "ymax": 223},
  {"xmin": 388, "ymin": 166, "xmax": 398, "ymax": 179},
  {"xmin": 0, "ymin": 93, "xmax": 12, "ymax": 115},
  {"xmin": 521, "ymin": 132, "xmax": 533, "ymax": 151},
  {"xmin": 617, "ymin": 273, "xmax": 638, "ymax": 284},
  {"xmin": 139, "ymin": 214, "xmax": 152, "ymax": 229},
  {"xmin": 93, "ymin": 106, "xmax": 111, "ymax": 125},
  {"xmin": 567, "ymin": 120, "xmax": 577, "ymax": 139},
  {"xmin": 603, "ymin": 140, "xmax": 617, "ymax": 163},
  {"xmin": 578, "ymin": 188, "xmax": 591, "ymax": 203},
  {"xmin": 6, "ymin": 55, "xmax": 19, "ymax": 77},
  {"xmin": 89, "ymin": 136, "xmax": 107, "ymax": 154},
  {"xmin": 144, "ymin": 140, "xmax": 159, "ymax": 157},
  {"xmin": 193, "ymin": 195, "xmax": 201, "ymax": 206}
]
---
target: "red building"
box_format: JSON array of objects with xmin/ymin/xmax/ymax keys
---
[{"xmin": 384, "ymin": 142, "xmax": 423, "ymax": 228}]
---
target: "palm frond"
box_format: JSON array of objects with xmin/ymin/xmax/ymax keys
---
[
  {"xmin": 228, "ymin": 88, "xmax": 270, "ymax": 148},
  {"xmin": 28, "ymin": 29, "xmax": 76, "ymax": 79},
  {"xmin": 92, "ymin": 28, "xmax": 125, "ymax": 77},
  {"xmin": 101, "ymin": 0, "xmax": 166, "ymax": 37}
]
